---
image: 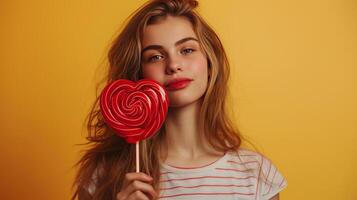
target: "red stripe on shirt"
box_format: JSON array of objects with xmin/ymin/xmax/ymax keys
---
[
  {"xmin": 264, "ymin": 168, "xmax": 277, "ymax": 196},
  {"xmin": 227, "ymin": 160, "xmax": 260, "ymax": 165},
  {"xmin": 265, "ymin": 160, "xmax": 272, "ymax": 183},
  {"xmin": 279, "ymin": 177, "xmax": 286, "ymax": 188},
  {"xmin": 159, "ymin": 192, "xmax": 256, "ymax": 199},
  {"xmin": 255, "ymin": 154, "xmax": 264, "ymax": 200},
  {"xmin": 160, "ymin": 183, "xmax": 255, "ymax": 191},
  {"xmin": 215, "ymin": 167, "xmax": 252, "ymax": 172},
  {"xmin": 229, "ymin": 153, "xmax": 259, "ymax": 157},
  {"xmin": 160, "ymin": 175, "xmax": 257, "ymax": 183},
  {"xmin": 160, "ymin": 171, "xmax": 172, "ymax": 175}
]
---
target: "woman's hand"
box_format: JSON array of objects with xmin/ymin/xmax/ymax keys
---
[{"xmin": 116, "ymin": 172, "xmax": 158, "ymax": 200}]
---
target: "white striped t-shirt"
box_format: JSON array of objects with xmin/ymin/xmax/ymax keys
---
[{"xmin": 158, "ymin": 148, "xmax": 287, "ymax": 200}]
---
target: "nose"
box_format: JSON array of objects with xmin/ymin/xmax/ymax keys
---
[{"xmin": 165, "ymin": 55, "xmax": 182, "ymax": 75}]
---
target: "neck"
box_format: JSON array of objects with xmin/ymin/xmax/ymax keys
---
[{"xmin": 162, "ymin": 99, "xmax": 210, "ymax": 159}]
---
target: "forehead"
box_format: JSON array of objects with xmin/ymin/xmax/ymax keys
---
[{"xmin": 142, "ymin": 15, "xmax": 197, "ymax": 47}]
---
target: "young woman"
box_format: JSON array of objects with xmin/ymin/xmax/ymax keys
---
[{"xmin": 72, "ymin": 0, "xmax": 287, "ymax": 199}]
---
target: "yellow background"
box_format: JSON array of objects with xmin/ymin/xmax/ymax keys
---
[{"xmin": 0, "ymin": 0, "xmax": 356, "ymax": 199}]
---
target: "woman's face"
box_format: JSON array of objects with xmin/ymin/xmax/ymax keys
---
[{"xmin": 141, "ymin": 15, "xmax": 209, "ymax": 107}]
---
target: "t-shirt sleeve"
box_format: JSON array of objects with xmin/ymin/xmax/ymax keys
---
[{"xmin": 257, "ymin": 154, "xmax": 288, "ymax": 200}]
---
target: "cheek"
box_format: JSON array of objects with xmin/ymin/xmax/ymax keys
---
[
  {"xmin": 142, "ymin": 66, "xmax": 164, "ymax": 83},
  {"xmin": 191, "ymin": 57, "xmax": 208, "ymax": 77}
]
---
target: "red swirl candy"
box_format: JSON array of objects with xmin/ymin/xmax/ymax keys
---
[{"xmin": 99, "ymin": 79, "xmax": 169, "ymax": 143}]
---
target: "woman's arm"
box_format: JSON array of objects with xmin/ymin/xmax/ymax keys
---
[{"xmin": 269, "ymin": 193, "xmax": 280, "ymax": 200}]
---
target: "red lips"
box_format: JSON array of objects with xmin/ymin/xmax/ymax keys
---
[{"xmin": 166, "ymin": 78, "xmax": 193, "ymax": 91}]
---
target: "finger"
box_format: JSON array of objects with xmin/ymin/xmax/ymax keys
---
[
  {"xmin": 127, "ymin": 190, "xmax": 150, "ymax": 200},
  {"xmin": 123, "ymin": 180, "xmax": 157, "ymax": 199},
  {"xmin": 123, "ymin": 172, "xmax": 153, "ymax": 188},
  {"xmin": 116, "ymin": 191, "xmax": 125, "ymax": 200}
]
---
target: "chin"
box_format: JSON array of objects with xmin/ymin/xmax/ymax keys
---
[
  {"xmin": 167, "ymin": 82, "xmax": 208, "ymax": 107},
  {"xmin": 169, "ymin": 101, "xmax": 198, "ymax": 108},
  {"xmin": 168, "ymin": 93, "xmax": 205, "ymax": 108}
]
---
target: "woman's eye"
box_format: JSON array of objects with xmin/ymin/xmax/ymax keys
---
[
  {"xmin": 148, "ymin": 55, "xmax": 163, "ymax": 62},
  {"xmin": 181, "ymin": 48, "xmax": 194, "ymax": 55}
]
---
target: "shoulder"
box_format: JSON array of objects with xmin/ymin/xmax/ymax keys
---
[{"xmin": 225, "ymin": 148, "xmax": 288, "ymax": 199}]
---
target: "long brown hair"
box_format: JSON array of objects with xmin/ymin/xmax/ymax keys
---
[{"xmin": 71, "ymin": 0, "xmax": 251, "ymax": 199}]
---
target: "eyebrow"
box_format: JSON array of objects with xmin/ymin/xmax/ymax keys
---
[{"xmin": 141, "ymin": 37, "xmax": 199, "ymax": 54}]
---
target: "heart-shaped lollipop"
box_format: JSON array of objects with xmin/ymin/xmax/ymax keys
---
[{"xmin": 99, "ymin": 79, "xmax": 169, "ymax": 144}]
